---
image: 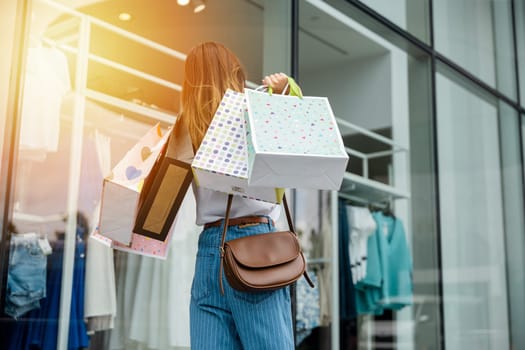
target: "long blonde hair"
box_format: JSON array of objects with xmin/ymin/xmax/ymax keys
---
[{"xmin": 179, "ymin": 42, "xmax": 246, "ymax": 150}]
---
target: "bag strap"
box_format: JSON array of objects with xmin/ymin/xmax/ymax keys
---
[
  {"xmin": 218, "ymin": 194, "xmax": 234, "ymax": 295},
  {"xmin": 219, "ymin": 193, "xmax": 314, "ymax": 294},
  {"xmin": 281, "ymin": 194, "xmax": 295, "ymax": 233},
  {"xmin": 259, "ymin": 76, "xmax": 303, "ymax": 98}
]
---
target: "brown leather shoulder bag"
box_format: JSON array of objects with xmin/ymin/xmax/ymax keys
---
[{"xmin": 219, "ymin": 194, "xmax": 315, "ymax": 294}]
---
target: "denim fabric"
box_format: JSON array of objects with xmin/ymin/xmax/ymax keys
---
[
  {"xmin": 295, "ymin": 272, "xmax": 320, "ymax": 344},
  {"xmin": 190, "ymin": 218, "xmax": 294, "ymax": 350},
  {"xmin": 5, "ymin": 236, "xmax": 47, "ymax": 319}
]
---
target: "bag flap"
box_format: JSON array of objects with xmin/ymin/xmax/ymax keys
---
[{"xmin": 226, "ymin": 231, "xmax": 300, "ymax": 268}]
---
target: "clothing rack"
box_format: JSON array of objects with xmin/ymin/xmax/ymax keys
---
[
  {"xmin": 12, "ymin": 212, "xmax": 67, "ymax": 224},
  {"xmin": 307, "ymin": 257, "xmax": 331, "ymax": 265},
  {"xmin": 336, "ymin": 119, "xmax": 410, "ymax": 206}
]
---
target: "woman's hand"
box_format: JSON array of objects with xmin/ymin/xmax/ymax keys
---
[{"xmin": 262, "ymin": 73, "xmax": 289, "ymax": 94}]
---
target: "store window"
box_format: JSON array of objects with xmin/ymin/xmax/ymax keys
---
[
  {"xmin": 357, "ymin": 0, "xmax": 430, "ymax": 43},
  {"xmin": 296, "ymin": 1, "xmax": 439, "ymax": 349},
  {"xmin": 1, "ymin": 0, "xmax": 290, "ymax": 349},
  {"xmin": 433, "ymin": 0, "xmax": 517, "ymax": 100},
  {"xmin": 436, "ymin": 66, "xmax": 525, "ymax": 350}
]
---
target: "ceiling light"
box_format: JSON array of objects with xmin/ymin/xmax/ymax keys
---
[
  {"xmin": 193, "ymin": 0, "xmax": 206, "ymax": 13},
  {"xmin": 118, "ymin": 12, "xmax": 132, "ymax": 21},
  {"xmin": 177, "ymin": 0, "xmax": 190, "ymax": 6}
]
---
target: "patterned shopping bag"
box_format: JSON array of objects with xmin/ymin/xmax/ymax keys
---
[
  {"xmin": 133, "ymin": 118, "xmax": 194, "ymax": 241},
  {"xmin": 92, "ymin": 206, "xmax": 177, "ymax": 260},
  {"xmin": 244, "ymin": 87, "xmax": 348, "ymax": 190},
  {"xmin": 97, "ymin": 124, "xmax": 169, "ymax": 245},
  {"xmin": 192, "ymin": 89, "xmax": 283, "ymax": 203}
]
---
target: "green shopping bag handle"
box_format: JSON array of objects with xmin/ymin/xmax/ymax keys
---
[{"xmin": 267, "ymin": 76, "xmax": 303, "ymax": 99}]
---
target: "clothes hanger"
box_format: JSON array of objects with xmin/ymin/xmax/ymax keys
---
[
  {"xmin": 367, "ymin": 197, "xmax": 395, "ymax": 218},
  {"xmin": 345, "ymin": 198, "xmax": 367, "ymax": 208},
  {"xmin": 381, "ymin": 200, "xmax": 395, "ymax": 218}
]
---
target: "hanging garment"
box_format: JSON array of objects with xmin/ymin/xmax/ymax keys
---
[
  {"xmin": 84, "ymin": 231, "xmax": 117, "ymax": 332},
  {"xmin": 85, "ymin": 129, "xmax": 117, "ymax": 332},
  {"xmin": 5, "ymin": 233, "xmax": 47, "ymax": 319},
  {"xmin": 27, "ymin": 235, "xmax": 90, "ymax": 349},
  {"xmin": 1, "ymin": 228, "xmax": 90, "ymax": 350},
  {"xmin": 318, "ymin": 191, "xmax": 333, "ymax": 326},
  {"xmin": 295, "ymin": 271, "xmax": 320, "ymax": 344},
  {"xmin": 354, "ymin": 212, "xmax": 413, "ymax": 315},
  {"xmin": 19, "ymin": 47, "xmax": 70, "ymax": 153},
  {"xmin": 109, "ymin": 190, "xmax": 199, "ymax": 350},
  {"xmin": 347, "ymin": 206, "xmax": 376, "ymax": 283},
  {"xmin": 338, "ymin": 199, "xmax": 357, "ymax": 321}
]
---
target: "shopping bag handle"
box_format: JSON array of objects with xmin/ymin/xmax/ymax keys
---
[{"xmin": 257, "ymin": 76, "xmax": 303, "ymax": 99}]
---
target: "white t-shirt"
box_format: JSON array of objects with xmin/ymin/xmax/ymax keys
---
[
  {"xmin": 192, "ymin": 183, "xmax": 281, "ymax": 226},
  {"xmin": 19, "ymin": 47, "xmax": 71, "ymax": 152}
]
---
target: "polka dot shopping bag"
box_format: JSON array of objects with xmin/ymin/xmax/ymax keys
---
[
  {"xmin": 244, "ymin": 84, "xmax": 348, "ymax": 190},
  {"xmin": 192, "ymin": 89, "xmax": 284, "ymax": 203}
]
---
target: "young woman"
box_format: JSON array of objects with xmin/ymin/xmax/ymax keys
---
[{"xmin": 179, "ymin": 41, "xmax": 293, "ymax": 349}]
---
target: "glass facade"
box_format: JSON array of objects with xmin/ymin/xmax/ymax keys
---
[
  {"xmin": 0, "ymin": 0, "xmax": 523, "ymax": 349},
  {"xmin": 358, "ymin": 0, "xmax": 430, "ymax": 43},
  {"xmin": 433, "ymin": 0, "xmax": 516, "ymax": 99},
  {"xmin": 436, "ymin": 69, "xmax": 510, "ymax": 349}
]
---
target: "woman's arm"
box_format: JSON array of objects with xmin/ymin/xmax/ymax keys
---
[{"xmin": 262, "ymin": 72, "xmax": 290, "ymax": 94}]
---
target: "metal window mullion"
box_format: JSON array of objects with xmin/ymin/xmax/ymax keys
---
[
  {"xmin": 504, "ymin": 2, "xmax": 523, "ymax": 348},
  {"xmin": 56, "ymin": 16, "xmax": 90, "ymax": 350},
  {"xmin": 0, "ymin": 0, "xmax": 31, "ymax": 314},
  {"xmin": 510, "ymin": 0, "xmax": 525, "ymax": 221},
  {"xmin": 428, "ymin": 0, "xmax": 445, "ymax": 347},
  {"xmin": 331, "ymin": 190, "xmax": 340, "ymax": 350}
]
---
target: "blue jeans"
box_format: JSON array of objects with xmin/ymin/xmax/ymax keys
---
[
  {"xmin": 5, "ymin": 236, "xmax": 47, "ymax": 319},
  {"xmin": 190, "ymin": 218, "xmax": 294, "ymax": 350}
]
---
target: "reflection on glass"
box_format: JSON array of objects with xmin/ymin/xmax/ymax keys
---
[
  {"xmin": 407, "ymin": 55, "xmax": 441, "ymax": 349},
  {"xmin": 295, "ymin": 189, "xmax": 333, "ymax": 348},
  {"xmin": 436, "ymin": 72, "xmax": 510, "ymax": 350},
  {"xmin": 499, "ymin": 104, "xmax": 525, "ymax": 350},
  {"xmin": 3, "ymin": 0, "xmax": 287, "ymax": 349},
  {"xmin": 433, "ymin": 0, "xmax": 516, "ymax": 99},
  {"xmin": 298, "ymin": 1, "xmax": 429, "ymax": 349},
  {"xmin": 358, "ymin": 0, "xmax": 430, "ymax": 42}
]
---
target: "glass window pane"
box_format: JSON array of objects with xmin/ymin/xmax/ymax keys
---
[
  {"xmin": 358, "ymin": 0, "xmax": 430, "ymax": 43},
  {"xmin": 499, "ymin": 104, "xmax": 525, "ymax": 350},
  {"xmin": 408, "ymin": 54, "xmax": 442, "ymax": 349},
  {"xmin": 436, "ymin": 70, "xmax": 511, "ymax": 349},
  {"xmin": 2, "ymin": 0, "xmax": 290, "ymax": 349},
  {"xmin": 298, "ymin": 1, "xmax": 440, "ymax": 349},
  {"xmin": 433, "ymin": 0, "xmax": 517, "ymax": 99}
]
